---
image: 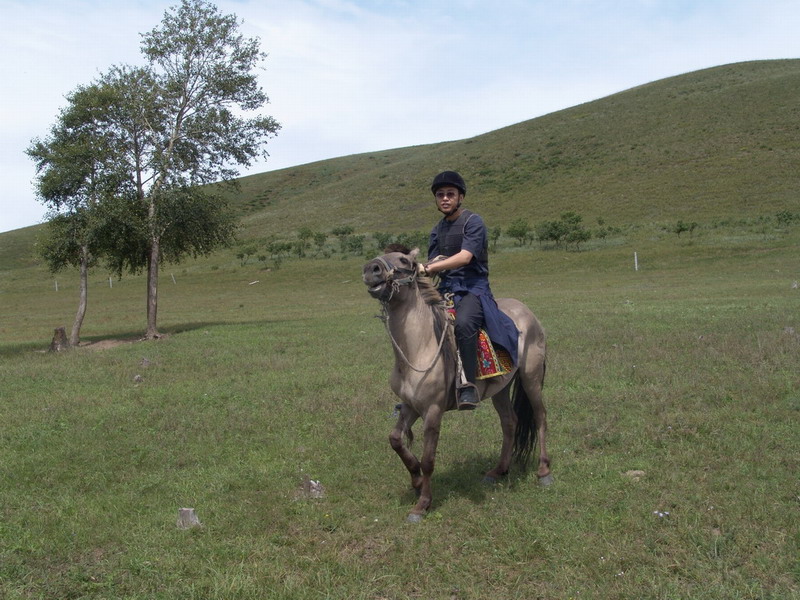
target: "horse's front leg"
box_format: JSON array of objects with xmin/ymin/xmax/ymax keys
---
[
  {"xmin": 389, "ymin": 404, "xmax": 422, "ymax": 493},
  {"xmin": 407, "ymin": 406, "xmax": 443, "ymax": 523}
]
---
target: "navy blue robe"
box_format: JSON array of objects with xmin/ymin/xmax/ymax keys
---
[{"xmin": 429, "ymin": 210, "xmax": 520, "ymax": 365}]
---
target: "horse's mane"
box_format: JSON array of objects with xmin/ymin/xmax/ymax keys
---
[{"xmin": 417, "ymin": 276, "xmax": 443, "ymax": 305}]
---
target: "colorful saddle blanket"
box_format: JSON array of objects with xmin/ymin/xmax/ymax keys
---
[
  {"xmin": 446, "ymin": 301, "xmax": 513, "ymax": 380},
  {"xmin": 476, "ymin": 328, "xmax": 514, "ymax": 379}
]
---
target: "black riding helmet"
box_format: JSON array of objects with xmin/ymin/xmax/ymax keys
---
[{"xmin": 431, "ymin": 171, "xmax": 467, "ymax": 196}]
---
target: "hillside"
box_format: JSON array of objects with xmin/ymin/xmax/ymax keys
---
[
  {"xmin": 3, "ymin": 59, "xmax": 799, "ymax": 257},
  {"xmin": 219, "ymin": 59, "xmax": 800, "ymax": 239}
]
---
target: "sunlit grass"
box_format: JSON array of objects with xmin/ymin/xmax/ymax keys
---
[{"xmin": 1, "ymin": 219, "xmax": 798, "ymax": 598}]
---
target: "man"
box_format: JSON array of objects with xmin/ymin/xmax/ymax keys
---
[{"xmin": 421, "ymin": 171, "xmax": 519, "ymax": 410}]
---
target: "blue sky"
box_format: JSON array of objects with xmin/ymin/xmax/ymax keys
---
[{"xmin": 1, "ymin": 0, "xmax": 798, "ymax": 232}]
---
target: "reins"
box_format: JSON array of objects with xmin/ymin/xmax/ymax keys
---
[{"xmin": 375, "ymin": 259, "xmax": 451, "ymax": 374}]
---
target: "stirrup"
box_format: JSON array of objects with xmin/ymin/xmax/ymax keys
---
[{"xmin": 457, "ymin": 386, "xmax": 478, "ymax": 411}]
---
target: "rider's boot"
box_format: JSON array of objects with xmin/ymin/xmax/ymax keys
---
[{"xmin": 457, "ymin": 333, "xmax": 479, "ymax": 410}]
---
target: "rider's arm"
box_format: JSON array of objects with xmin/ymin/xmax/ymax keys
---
[{"xmin": 423, "ymin": 249, "xmax": 473, "ymax": 275}]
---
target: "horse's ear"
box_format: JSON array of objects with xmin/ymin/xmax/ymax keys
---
[{"xmin": 409, "ymin": 247, "xmax": 420, "ymax": 261}]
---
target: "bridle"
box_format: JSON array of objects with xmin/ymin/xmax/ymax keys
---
[
  {"xmin": 373, "ymin": 255, "xmax": 451, "ymax": 374},
  {"xmin": 371, "ymin": 255, "xmax": 418, "ymax": 303}
]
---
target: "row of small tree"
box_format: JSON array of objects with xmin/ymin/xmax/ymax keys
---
[
  {"xmin": 236, "ymin": 228, "xmax": 431, "ymax": 269},
  {"xmin": 506, "ymin": 211, "xmax": 595, "ymax": 250},
  {"xmin": 28, "ymin": 0, "xmax": 279, "ymax": 345}
]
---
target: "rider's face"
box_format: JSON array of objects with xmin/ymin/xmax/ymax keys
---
[{"xmin": 434, "ymin": 186, "xmax": 463, "ymax": 217}]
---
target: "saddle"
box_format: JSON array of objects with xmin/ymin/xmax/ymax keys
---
[{"xmin": 445, "ymin": 297, "xmax": 513, "ymax": 380}]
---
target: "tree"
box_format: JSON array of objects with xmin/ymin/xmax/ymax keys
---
[
  {"xmin": 136, "ymin": 0, "xmax": 280, "ymax": 337},
  {"xmin": 536, "ymin": 211, "xmax": 592, "ymax": 250},
  {"xmin": 297, "ymin": 227, "xmax": 314, "ymax": 257},
  {"xmin": 536, "ymin": 219, "xmax": 569, "ymax": 247},
  {"xmin": 27, "ymin": 83, "xmax": 123, "ymax": 346},
  {"xmin": 673, "ymin": 220, "xmax": 698, "ymax": 237},
  {"xmin": 46, "ymin": 0, "xmax": 280, "ymax": 339},
  {"xmin": 506, "ymin": 218, "xmax": 532, "ymax": 246},
  {"xmin": 490, "ymin": 226, "xmax": 502, "ymax": 252}
]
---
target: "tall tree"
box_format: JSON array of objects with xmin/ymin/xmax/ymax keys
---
[
  {"xmin": 127, "ymin": 0, "xmax": 280, "ymax": 338},
  {"xmin": 29, "ymin": 0, "xmax": 279, "ymax": 340},
  {"xmin": 27, "ymin": 83, "xmax": 122, "ymax": 346}
]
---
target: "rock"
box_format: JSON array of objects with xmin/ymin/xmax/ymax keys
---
[
  {"xmin": 295, "ymin": 475, "xmax": 326, "ymax": 500},
  {"xmin": 176, "ymin": 508, "xmax": 202, "ymax": 529},
  {"xmin": 624, "ymin": 470, "xmax": 646, "ymax": 482}
]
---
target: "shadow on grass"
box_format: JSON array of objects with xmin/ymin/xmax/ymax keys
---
[
  {"xmin": 398, "ymin": 452, "xmax": 537, "ymax": 512},
  {"xmin": 0, "ymin": 317, "xmax": 317, "ymax": 358}
]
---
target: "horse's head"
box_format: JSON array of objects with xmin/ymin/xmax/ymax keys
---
[{"xmin": 363, "ymin": 246, "xmax": 420, "ymax": 302}]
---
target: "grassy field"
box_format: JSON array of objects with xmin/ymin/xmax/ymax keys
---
[{"xmin": 1, "ymin": 218, "xmax": 798, "ymax": 599}]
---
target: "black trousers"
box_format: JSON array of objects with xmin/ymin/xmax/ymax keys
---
[{"xmin": 453, "ymin": 293, "xmax": 483, "ymax": 385}]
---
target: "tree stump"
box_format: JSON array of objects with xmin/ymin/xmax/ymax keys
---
[
  {"xmin": 176, "ymin": 508, "xmax": 202, "ymax": 529},
  {"xmin": 48, "ymin": 327, "xmax": 70, "ymax": 352}
]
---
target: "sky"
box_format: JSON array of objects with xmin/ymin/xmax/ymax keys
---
[{"xmin": 2, "ymin": 0, "xmax": 799, "ymax": 233}]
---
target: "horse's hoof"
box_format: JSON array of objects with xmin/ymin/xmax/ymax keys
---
[
  {"xmin": 482, "ymin": 475, "xmax": 498, "ymax": 485},
  {"xmin": 538, "ymin": 473, "xmax": 555, "ymax": 487},
  {"xmin": 406, "ymin": 513, "xmax": 424, "ymax": 524}
]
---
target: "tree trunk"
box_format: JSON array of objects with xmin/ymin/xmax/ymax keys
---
[
  {"xmin": 49, "ymin": 327, "xmax": 69, "ymax": 352},
  {"xmin": 145, "ymin": 234, "xmax": 160, "ymax": 339},
  {"xmin": 70, "ymin": 245, "xmax": 90, "ymax": 346}
]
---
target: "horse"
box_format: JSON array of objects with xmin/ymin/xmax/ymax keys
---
[{"xmin": 362, "ymin": 246, "xmax": 552, "ymax": 523}]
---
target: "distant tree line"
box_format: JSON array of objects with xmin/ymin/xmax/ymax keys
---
[
  {"xmin": 506, "ymin": 211, "xmax": 598, "ymax": 250},
  {"xmin": 234, "ymin": 209, "xmax": 798, "ymax": 272}
]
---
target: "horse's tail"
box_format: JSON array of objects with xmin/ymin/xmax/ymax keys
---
[{"xmin": 512, "ymin": 361, "xmax": 544, "ymax": 465}]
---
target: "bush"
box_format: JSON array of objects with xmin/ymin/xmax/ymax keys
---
[
  {"xmin": 776, "ymin": 210, "xmax": 797, "ymax": 226},
  {"xmin": 536, "ymin": 211, "xmax": 592, "ymax": 250},
  {"xmin": 506, "ymin": 218, "xmax": 533, "ymax": 246}
]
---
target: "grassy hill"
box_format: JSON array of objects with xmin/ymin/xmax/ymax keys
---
[
  {"xmin": 219, "ymin": 59, "xmax": 800, "ymax": 238},
  {"xmin": 3, "ymin": 59, "xmax": 799, "ymax": 261}
]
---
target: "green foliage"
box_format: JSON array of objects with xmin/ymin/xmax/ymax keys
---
[
  {"xmin": 490, "ymin": 226, "xmax": 502, "ymax": 251},
  {"xmin": 394, "ymin": 230, "xmax": 428, "ymax": 252},
  {"xmin": 331, "ymin": 225, "xmax": 354, "ymax": 237},
  {"xmin": 235, "ymin": 243, "xmax": 257, "ymax": 266},
  {"xmin": 673, "ymin": 219, "xmax": 699, "ymax": 236},
  {"xmin": 536, "ymin": 211, "xmax": 593, "ymax": 250},
  {"xmin": 313, "ymin": 231, "xmax": 328, "ymax": 257},
  {"xmin": 505, "ymin": 218, "xmax": 533, "ymax": 246},
  {"xmin": 775, "ymin": 210, "xmax": 797, "ymax": 226},
  {"xmin": 373, "ymin": 231, "xmax": 394, "ymax": 253}
]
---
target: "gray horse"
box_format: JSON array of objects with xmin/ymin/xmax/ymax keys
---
[{"xmin": 363, "ymin": 247, "xmax": 552, "ymax": 522}]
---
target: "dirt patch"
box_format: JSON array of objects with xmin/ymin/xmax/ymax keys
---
[{"xmin": 78, "ymin": 334, "xmax": 169, "ymax": 351}]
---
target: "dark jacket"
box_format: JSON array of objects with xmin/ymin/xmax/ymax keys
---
[{"xmin": 429, "ymin": 209, "xmax": 519, "ymax": 364}]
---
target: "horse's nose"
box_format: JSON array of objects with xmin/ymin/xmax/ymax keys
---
[{"xmin": 363, "ymin": 259, "xmax": 383, "ymax": 282}]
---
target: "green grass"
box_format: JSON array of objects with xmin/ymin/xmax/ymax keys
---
[{"xmin": 1, "ymin": 221, "xmax": 798, "ymax": 599}]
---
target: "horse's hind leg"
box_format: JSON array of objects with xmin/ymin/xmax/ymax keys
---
[
  {"xmin": 485, "ymin": 388, "xmax": 515, "ymax": 483},
  {"xmin": 522, "ymin": 363, "xmax": 552, "ymax": 485},
  {"xmin": 389, "ymin": 404, "xmax": 422, "ymax": 492}
]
